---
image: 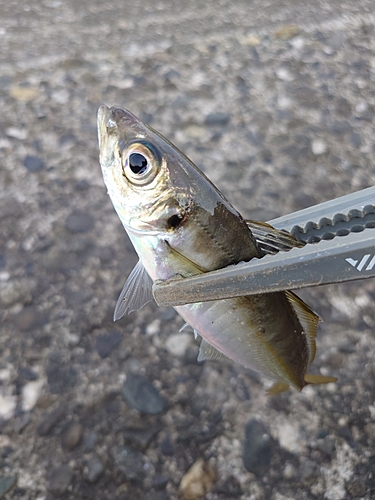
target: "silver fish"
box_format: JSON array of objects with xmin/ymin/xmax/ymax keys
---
[{"xmin": 97, "ymin": 105, "xmax": 336, "ymax": 393}]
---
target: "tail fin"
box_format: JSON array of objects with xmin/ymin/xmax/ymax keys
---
[{"xmin": 304, "ymin": 374, "xmax": 337, "ymax": 386}]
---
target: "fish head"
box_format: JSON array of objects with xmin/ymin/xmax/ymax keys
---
[{"xmin": 98, "ymin": 105, "xmax": 216, "ymax": 235}]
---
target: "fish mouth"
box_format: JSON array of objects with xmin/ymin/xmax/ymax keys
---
[{"xmin": 97, "ymin": 105, "xmax": 142, "ymax": 136}]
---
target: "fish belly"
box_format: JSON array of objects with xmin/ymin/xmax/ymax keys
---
[{"xmin": 176, "ymin": 292, "xmax": 309, "ymax": 389}]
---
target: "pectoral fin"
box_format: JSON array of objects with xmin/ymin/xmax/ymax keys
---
[
  {"xmin": 114, "ymin": 260, "xmax": 154, "ymax": 321},
  {"xmin": 198, "ymin": 339, "xmax": 232, "ymax": 363},
  {"xmin": 246, "ymin": 220, "xmax": 304, "ymax": 255}
]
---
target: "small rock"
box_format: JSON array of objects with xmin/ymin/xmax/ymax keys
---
[
  {"xmin": 146, "ymin": 319, "xmax": 161, "ymax": 336},
  {"xmin": 123, "ymin": 423, "xmax": 163, "ymax": 450},
  {"xmin": 179, "ymin": 459, "xmax": 216, "ymax": 500},
  {"xmin": 335, "ymin": 97, "xmax": 352, "ymax": 117},
  {"xmin": 37, "ymin": 407, "xmax": 65, "ymax": 436},
  {"xmin": 84, "ymin": 456, "xmax": 104, "ymax": 484},
  {"xmin": 65, "ymin": 212, "xmax": 94, "ymax": 233},
  {"xmin": 346, "ymin": 479, "xmax": 368, "ymax": 497},
  {"xmin": 83, "ymin": 431, "xmax": 98, "ymax": 451},
  {"xmin": 23, "ymin": 155, "xmax": 45, "ymax": 172},
  {"xmin": 61, "ymin": 423, "xmax": 83, "ymax": 452},
  {"xmin": 152, "ymin": 474, "xmax": 169, "ymax": 490},
  {"xmin": 240, "ymin": 35, "xmax": 260, "ymax": 46},
  {"xmin": 0, "ymin": 475, "xmax": 16, "ymax": 497},
  {"xmin": 204, "ymin": 112, "xmax": 230, "ymax": 127},
  {"xmin": 18, "ymin": 367, "xmax": 38, "ymax": 381},
  {"xmin": 0, "ymin": 395, "xmax": 17, "ymax": 420},
  {"xmin": 160, "ymin": 435, "xmax": 174, "ymax": 456},
  {"xmin": 311, "ymin": 139, "xmax": 328, "ymax": 155},
  {"xmin": 0, "ymin": 280, "xmax": 33, "ymax": 307},
  {"xmin": 47, "ymin": 465, "xmax": 73, "ymax": 494},
  {"xmin": 14, "ymin": 413, "xmax": 31, "ymax": 433},
  {"xmin": 46, "ymin": 354, "xmax": 77, "ymax": 394},
  {"xmin": 350, "ymin": 132, "xmax": 362, "ymax": 147},
  {"xmin": 212, "ymin": 476, "xmax": 242, "ymax": 497},
  {"xmin": 6, "ymin": 127, "xmax": 28, "ymax": 140},
  {"xmin": 300, "ymin": 459, "xmax": 317, "ymax": 480},
  {"xmin": 14, "ymin": 306, "xmax": 43, "ymax": 332},
  {"xmin": 112, "ymin": 446, "xmax": 144, "ymax": 481},
  {"xmin": 274, "ymin": 24, "xmax": 299, "ymax": 40},
  {"xmin": 122, "ymin": 373, "xmax": 167, "ymax": 415},
  {"xmin": 95, "ymin": 330, "xmax": 123, "ymax": 358},
  {"xmin": 22, "ymin": 380, "xmax": 44, "ymax": 412},
  {"xmin": 165, "ymin": 333, "xmax": 191, "ymax": 358},
  {"xmin": 59, "ymin": 133, "xmax": 76, "ymax": 147},
  {"xmin": 243, "ymin": 419, "xmax": 272, "ymax": 476},
  {"xmin": 316, "ymin": 435, "xmax": 336, "ymax": 457},
  {"xmin": 10, "ymin": 85, "xmax": 39, "ymax": 101}
]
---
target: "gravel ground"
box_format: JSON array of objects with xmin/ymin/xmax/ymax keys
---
[{"xmin": 1, "ymin": 1, "xmax": 375, "ymax": 499}]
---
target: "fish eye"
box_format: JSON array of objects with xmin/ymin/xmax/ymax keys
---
[
  {"xmin": 122, "ymin": 143, "xmax": 159, "ymax": 185},
  {"xmin": 129, "ymin": 153, "xmax": 148, "ymax": 175}
]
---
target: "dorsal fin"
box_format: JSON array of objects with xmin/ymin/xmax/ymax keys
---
[
  {"xmin": 246, "ymin": 220, "xmax": 304, "ymax": 255},
  {"xmin": 114, "ymin": 260, "xmax": 154, "ymax": 321},
  {"xmin": 285, "ymin": 290, "xmax": 320, "ymax": 364}
]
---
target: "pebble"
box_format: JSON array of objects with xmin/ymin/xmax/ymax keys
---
[
  {"xmin": 0, "ymin": 280, "xmax": 33, "ymax": 307},
  {"xmin": 146, "ymin": 319, "xmax": 161, "ymax": 336},
  {"xmin": 274, "ymin": 24, "xmax": 299, "ymax": 40},
  {"xmin": 204, "ymin": 112, "xmax": 230, "ymax": 127},
  {"xmin": 0, "ymin": 475, "xmax": 16, "ymax": 497},
  {"xmin": 47, "ymin": 465, "xmax": 73, "ymax": 494},
  {"xmin": 0, "ymin": 395, "xmax": 17, "ymax": 420},
  {"xmin": 22, "ymin": 380, "xmax": 44, "ymax": 412},
  {"xmin": 46, "ymin": 353, "xmax": 78, "ymax": 394},
  {"xmin": 123, "ymin": 423, "xmax": 163, "ymax": 450},
  {"xmin": 179, "ymin": 459, "xmax": 216, "ymax": 500},
  {"xmin": 14, "ymin": 306, "xmax": 43, "ymax": 332},
  {"xmin": 243, "ymin": 419, "xmax": 272, "ymax": 476},
  {"xmin": 311, "ymin": 139, "xmax": 328, "ymax": 155},
  {"xmin": 84, "ymin": 456, "xmax": 104, "ymax": 484},
  {"xmin": 37, "ymin": 407, "xmax": 65, "ymax": 436},
  {"xmin": 122, "ymin": 373, "xmax": 167, "ymax": 415},
  {"xmin": 6, "ymin": 127, "xmax": 28, "ymax": 140},
  {"xmin": 165, "ymin": 332, "xmax": 191, "ymax": 358},
  {"xmin": 18, "ymin": 366, "xmax": 38, "ymax": 381},
  {"xmin": 9, "ymin": 85, "xmax": 39, "ymax": 101},
  {"xmin": 61, "ymin": 423, "xmax": 83, "ymax": 452},
  {"xmin": 65, "ymin": 212, "xmax": 94, "ymax": 233},
  {"xmin": 23, "ymin": 155, "xmax": 45, "ymax": 172},
  {"xmin": 95, "ymin": 330, "xmax": 123, "ymax": 358},
  {"xmin": 112, "ymin": 446, "xmax": 145, "ymax": 481}
]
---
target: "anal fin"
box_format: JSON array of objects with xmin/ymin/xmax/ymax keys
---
[
  {"xmin": 197, "ymin": 339, "xmax": 232, "ymax": 363},
  {"xmin": 267, "ymin": 381, "xmax": 290, "ymax": 396}
]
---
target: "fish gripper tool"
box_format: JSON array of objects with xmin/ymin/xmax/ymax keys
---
[{"xmin": 153, "ymin": 186, "xmax": 375, "ymax": 306}]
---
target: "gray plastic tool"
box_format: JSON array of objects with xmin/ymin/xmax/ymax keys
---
[{"xmin": 153, "ymin": 186, "xmax": 375, "ymax": 307}]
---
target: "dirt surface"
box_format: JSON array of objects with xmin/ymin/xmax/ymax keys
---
[{"xmin": 1, "ymin": 1, "xmax": 375, "ymax": 499}]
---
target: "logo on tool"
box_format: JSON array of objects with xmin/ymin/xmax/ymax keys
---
[{"xmin": 346, "ymin": 254, "xmax": 375, "ymax": 272}]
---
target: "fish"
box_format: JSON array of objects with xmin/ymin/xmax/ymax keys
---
[{"xmin": 97, "ymin": 105, "xmax": 336, "ymax": 393}]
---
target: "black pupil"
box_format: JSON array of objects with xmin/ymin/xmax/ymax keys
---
[{"xmin": 129, "ymin": 153, "xmax": 148, "ymax": 175}]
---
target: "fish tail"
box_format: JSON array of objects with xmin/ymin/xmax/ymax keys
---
[{"xmin": 304, "ymin": 374, "xmax": 337, "ymax": 386}]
